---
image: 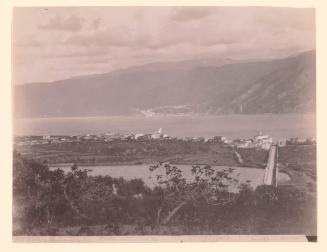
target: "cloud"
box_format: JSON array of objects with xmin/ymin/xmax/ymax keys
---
[
  {"xmin": 90, "ymin": 18, "xmax": 101, "ymax": 30},
  {"xmin": 14, "ymin": 7, "xmax": 315, "ymax": 84},
  {"xmin": 65, "ymin": 26, "xmax": 150, "ymax": 48},
  {"xmin": 46, "ymin": 46, "xmax": 109, "ymax": 59},
  {"xmin": 170, "ymin": 7, "xmax": 212, "ymax": 22},
  {"xmin": 39, "ymin": 15, "xmax": 84, "ymax": 32},
  {"xmin": 65, "ymin": 21, "xmax": 239, "ymax": 50},
  {"xmin": 14, "ymin": 37, "xmax": 42, "ymax": 47}
]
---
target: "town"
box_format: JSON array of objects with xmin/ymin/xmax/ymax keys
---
[{"xmin": 14, "ymin": 128, "xmax": 315, "ymax": 150}]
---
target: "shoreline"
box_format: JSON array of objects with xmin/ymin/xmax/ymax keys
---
[
  {"xmin": 13, "ymin": 114, "xmax": 316, "ymax": 139},
  {"xmin": 14, "ymin": 112, "xmax": 316, "ymax": 121},
  {"xmin": 48, "ymin": 162, "xmax": 264, "ymax": 170}
]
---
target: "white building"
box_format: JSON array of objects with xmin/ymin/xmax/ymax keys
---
[
  {"xmin": 236, "ymin": 139, "xmax": 253, "ymax": 148},
  {"xmin": 254, "ymin": 134, "xmax": 270, "ymax": 141},
  {"xmin": 261, "ymin": 142, "xmax": 272, "ymax": 150},
  {"xmin": 43, "ymin": 135, "xmax": 51, "ymax": 140},
  {"xmin": 134, "ymin": 133, "xmax": 144, "ymax": 140},
  {"xmin": 253, "ymin": 132, "xmax": 273, "ymax": 149},
  {"xmin": 151, "ymin": 128, "xmax": 164, "ymax": 139},
  {"xmin": 278, "ymin": 139, "xmax": 287, "ymax": 147}
]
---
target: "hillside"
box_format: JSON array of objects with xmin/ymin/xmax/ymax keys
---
[{"xmin": 14, "ymin": 50, "xmax": 315, "ymax": 118}]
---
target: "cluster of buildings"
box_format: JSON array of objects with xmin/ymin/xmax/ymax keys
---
[
  {"xmin": 233, "ymin": 133, "xmax": 273, "ymax": 150},
  {"xmin": 286, "ymin": 137, "xmax": 316, "ymax": 145},
  {"xmin": 14, "ymin": 128, "xmax": 172, "ymax": 146},
  {"xmin": 14, "ymin": 135, "xmax": 75, "ymax": 146},
  {"xmin": 134, "ymin": 128, "xmax": 170, "ymax": 141},
  {"xmin": 14, "ymin": 129, "xmax": 315, "ymax": 150},
  {"xmin": 232, "ymin": 133, "xmax": 316, "ymax": 150}
]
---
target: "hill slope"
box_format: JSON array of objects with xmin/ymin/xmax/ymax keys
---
[{"xmin": 14, "ymin": 50, "xmax": 315, "ymax": 118}]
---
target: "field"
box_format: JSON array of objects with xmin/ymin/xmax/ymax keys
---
[
  {"xmin": 15, "ymin": 139, "xmax": 268, "ymax": 167},
  {"xmin": 278, "ymin": 145, "xmax": 316, "ymax": 197}
]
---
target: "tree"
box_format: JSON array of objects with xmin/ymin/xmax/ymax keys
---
[{"xmin": 148, "ymin": 163, "xmax": 242, "ymax": 225}]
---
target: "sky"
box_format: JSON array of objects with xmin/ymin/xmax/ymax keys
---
[{"xmin": 13, "ymin": 6, "xmax": 315, "ymax": 85}]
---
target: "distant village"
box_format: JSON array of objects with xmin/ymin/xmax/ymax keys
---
[{"xmin": 15, "ymin": 128, "xmax": 316, "ymax": 150}]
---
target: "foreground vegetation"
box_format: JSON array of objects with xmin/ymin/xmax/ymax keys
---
[
  {"xmin": 13, "ymin": 150, "xmax": 316, "ymax": 236},
  {"xmin": 278, "ymin": 145, "xmax": 316, "ymax": 199}
]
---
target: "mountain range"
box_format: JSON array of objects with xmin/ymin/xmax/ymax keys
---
[{"xmin": 14, "ymin": 50, "xmax": 316, "ymax": 118}]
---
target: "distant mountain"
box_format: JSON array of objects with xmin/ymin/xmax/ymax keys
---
[{"xmin": 14, "ymin": 50, "xmax": 315, "ymax": 118}]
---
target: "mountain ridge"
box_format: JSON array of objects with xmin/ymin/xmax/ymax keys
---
[{"xmin": 14, "ymin": 50, "xmax": 316, "ymax": 118}]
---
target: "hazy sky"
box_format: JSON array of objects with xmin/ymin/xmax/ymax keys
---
[{"xmin": 13, "ymin": 6, "xmax": 315, "ymax": 84}]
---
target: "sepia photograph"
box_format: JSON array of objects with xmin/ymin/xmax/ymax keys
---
[{"xmin": 11, "ymin": 5, "xmax": 316, "ymax": 241}]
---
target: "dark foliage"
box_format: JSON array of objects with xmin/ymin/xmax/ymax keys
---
[{"xmin": 13, "ymin": 151, "xmax": 316, "ymax": 236}]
